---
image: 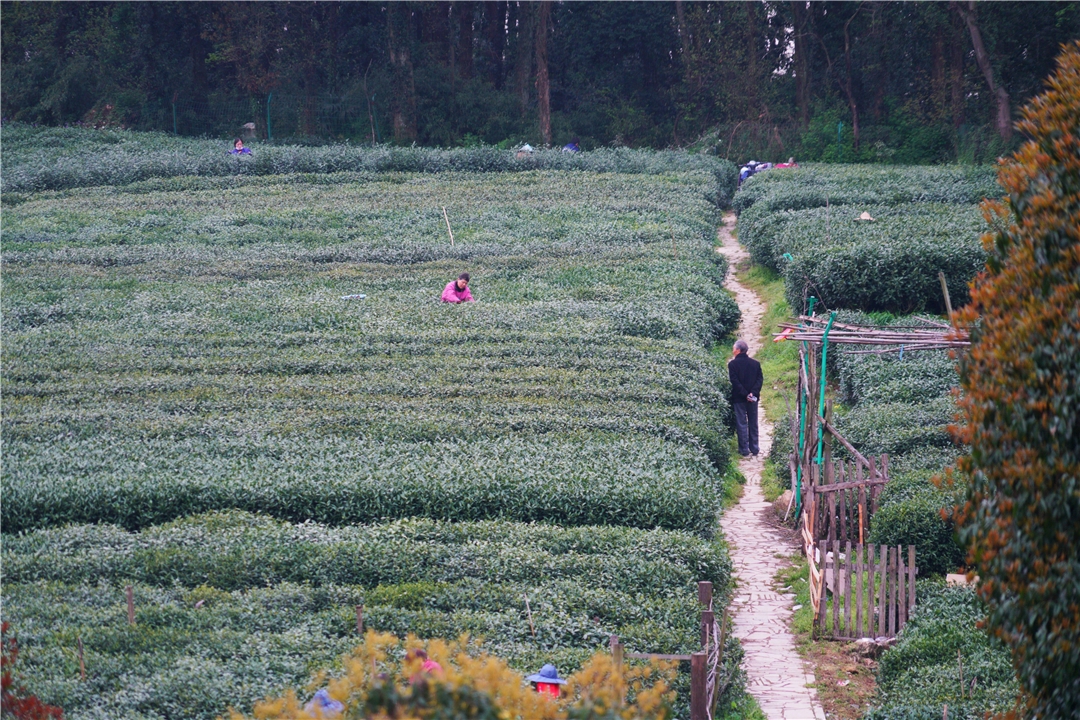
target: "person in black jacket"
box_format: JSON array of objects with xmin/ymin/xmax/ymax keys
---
[{"xmin": 728, "ymin": 339, "xmax": 763, "ymax": 457}]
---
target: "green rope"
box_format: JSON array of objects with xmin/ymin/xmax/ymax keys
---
[
  {"xmin": 794, "ymin": 297, "xmax": 817, "ymax": 519},
  {"xmin": 815, "ymin": 311, "xmax": 837, "ymax": 465}
]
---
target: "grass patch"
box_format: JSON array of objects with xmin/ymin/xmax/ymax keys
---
[{"xmin": 760, "ymin": 458, "xmax": 787, "ymax": 505}]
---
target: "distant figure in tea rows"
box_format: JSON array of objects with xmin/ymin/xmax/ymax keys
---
[{"xmin": 441, "ymin": 272, "xmax": 474, "ymax": 303}]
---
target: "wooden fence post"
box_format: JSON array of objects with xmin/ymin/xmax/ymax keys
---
[
  {"xmin": 609, "ymin": 635, "xmax": 623, "ymax": 670},
  {"xmin": 356, "ymin": 605, "xmax": 364, "ymax": 635},
  {"xmin": 690, "ymin": 652, "xmax": 707, "ymax": 720},
  {"xmin": 697, "ymin": 581, "xmax": 713, "ymax": 608},
  {"xmin": 77, "ymin": 637, "xmax": 86, "ymax": 681}
]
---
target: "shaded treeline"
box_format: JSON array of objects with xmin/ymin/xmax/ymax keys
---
[{"xmin": 2, "ymin": 1, "xmax": 1077, "ymax": 161}]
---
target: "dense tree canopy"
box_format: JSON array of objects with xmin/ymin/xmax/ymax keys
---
[
  {"xmin": 3, "ymin": 2, "xmax": 1076, "ymax": 160},
  {"xmin": 953, "ymin": 40, "xmax": 1080, "ymax": 718}
]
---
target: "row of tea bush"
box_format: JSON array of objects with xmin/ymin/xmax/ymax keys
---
[
  {"xmin": 734, "ymin": 164, "xmax": 995, "ymax": 314},
  {"xmin": 3, "ymin": 511, "xmax": 740, "ymax": 720},
  {"xmin": 3, "ymin": 153, "xmax": 746, "ymax": 717},
  {"xmin": 1, "ymin": 124, "xmax": 739, "ymax": 204}
]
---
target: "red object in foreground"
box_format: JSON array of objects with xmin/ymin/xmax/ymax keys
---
[
  {"xmin": 534, "ymin": 682, "xmax": 561, "ymax": 697},
  {"xmin": 2, "ymin": 623, "xmax": 64, "ymax": 720}
]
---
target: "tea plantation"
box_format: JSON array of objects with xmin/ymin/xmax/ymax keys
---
[{"xmin": 1, "ymin": 127, "xmax": 746, "ymax": 719}]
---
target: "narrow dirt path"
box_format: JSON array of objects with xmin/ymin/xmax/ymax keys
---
[{"xmin": 717, "ymin": 214, "xmax": 825, "ymax": 720}]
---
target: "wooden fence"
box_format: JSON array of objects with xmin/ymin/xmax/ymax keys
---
[
  {"xmin": 790, "ymin": 312, "xmax": 917, "ymax": 639},
  {"xmin": 812, "ymin": 455, "xmax": 888, "ymax": 546},
  {"xmin": 814, "ymin": 541, "xmax": 917, "ymax": 640}
]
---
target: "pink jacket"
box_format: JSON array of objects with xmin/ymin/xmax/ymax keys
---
[{"xmin": 441, "ymin": 281, "xmax": 474, "ymax": 303}]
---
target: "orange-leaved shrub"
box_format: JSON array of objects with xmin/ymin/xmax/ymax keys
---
[
  {"xmin": 949, "ymin": 39, "xmax": 1080, "ymax": 719},
  {"xmin": 226, "ymin": 631, "xmax": 675, "ymax": 720}
]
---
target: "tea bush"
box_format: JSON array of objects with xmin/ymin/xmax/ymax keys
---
[
  {"xmin": 0, "ymin": 124, "xmax": 738, "ymax": 203},
  {"xmin": 733, "ymin": 165, "xmax": 995, "ymax": 314},
  {"xmin": 3, "ymin": 511, "xmax": 733, "ymax": 592},
  {"xmin": 2, "ymin": 512, "xmax": 741, "ymax": 720},
  {"xmin": 2, "ymin": 169, "xmax": 739, "ymax": 534},
  {"xmin": 824, "ymin": 315, "xmax": 965, "ymax": 575},
  {"xmin": 732, "ymin": 164, "xmax": 999, "ymax": 216},
  {"xmin": 2, "ymin": 435, "xmax": 725, "ymax": 535},
  {"xmin": 865, "ymin": 582, "xmax": 1017, "ymax": 720}
]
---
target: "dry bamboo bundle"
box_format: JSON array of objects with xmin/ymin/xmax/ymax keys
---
[{"xmin": 775, "ymin": 315, "xmax": 969, "ymax": 354}]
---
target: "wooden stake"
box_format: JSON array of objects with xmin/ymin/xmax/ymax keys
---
[
  {"xmin": 442, "ymin": 206, "xmax": 455, "ymax": 247},
  {"xmin": 690, "ymin": 652, "xmax": 707, "ymax": 720},
  {"xmin": 958, "ymin": 650, "xmax": 964, "ymax": 699},
  {"xmin": 126, "ymin": 585, "xmax": 134, "ymax": 626},
  {"xmin": 609, "ymin": 634, "xmax": 623, "ymax": 670},
  {"xmin": 77, "ymin": 637, "xmax": 86, "ymax": 681},
  {"xmin": 938, "ymin": 272, "xmax": 954, "ymax": 323},
  {"xmin": 356, "ymin": 605, "xmax": 364, "ymax": 635},
  {"xmin": 670, "ymin": 225, "xmax": 679, "ymax": 260},
  {"xmin": 523, "ymin": 592, "xmax": 536, "ymax": 639}
]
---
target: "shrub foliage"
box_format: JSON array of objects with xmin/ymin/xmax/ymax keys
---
[{"xmin": 951, "ymin": 41, "xmax": 1080, "ymax": 718}]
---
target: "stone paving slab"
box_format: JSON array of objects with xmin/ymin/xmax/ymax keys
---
[{"xmin": 717, "ymin": 217, "xmax": 826, "ymax": 720}]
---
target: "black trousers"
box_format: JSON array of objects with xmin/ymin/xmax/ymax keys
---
[{"xmin": 733, "ymin": 401, "xmax": 759, "ymax": 456}]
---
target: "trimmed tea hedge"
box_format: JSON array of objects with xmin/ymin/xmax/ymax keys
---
[
  {"xmin": 865, "ymin": 582, "xmax": 1017, "ymax": 720},
  {"xmin": 826, "ymin": 315, "xmax": 965, "ymax": 575},
  {"xmin": 3, "ymin": 512, "xmax": 739, "ymax": 720},
  {"xmin": 2, "ymin": 169, "xmax": 739, "ymax": 535},
  {"xmin": 733, "ymin": 164, "xmax": 999, "ymax": 216},
  {"xmin": 3, "ymin": 511, "xmax": 733, "ymax": 592},
  {"xmin": 0, "ymin": 124, "xmax": 738, "ymax": 204},
  {"xmin": 733, "ymin": 165, "xmax": 994, "ymax": 313}
]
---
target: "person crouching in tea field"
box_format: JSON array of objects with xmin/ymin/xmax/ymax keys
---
[
  {"xmin": 441, "ymin": 272, "xmax": 474, "ymax": 303},
  {"xmin": 728, "ymin": 339, "xmax": 763, "ymax": 457},
  {"xmin": 230, "ymin": 138, "xmax": 252, "ymax": 155}
]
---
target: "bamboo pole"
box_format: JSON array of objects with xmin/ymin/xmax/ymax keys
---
[{"xmin": 442, "ymin": 207, "xmax": 455, "ymax": 247}]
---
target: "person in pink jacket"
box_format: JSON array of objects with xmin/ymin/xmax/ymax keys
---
[{"xmin": 441, "ymin": 273, "xmax": 474, "ymax": 303}]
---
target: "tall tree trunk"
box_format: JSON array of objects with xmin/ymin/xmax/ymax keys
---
[
  {"xmin": 744, "ymin": 2, "xmax": 760, "ymax": 116},
  {"xmin": 513, "ymin": 2, "xmax": 535, "ymax": 118},
  {"xmin": 949, "ymin": 9, "xmax": 966, "ymax": 128},
  {"xmin": 842, "ymin": 7, "xmax": 861, "ymax": 150},
  {"xmin": 455, "ymin": 2, "xmax": 474, "ymax": 79},
  {"xmin": 676, "ymin": 0, "xmax": 692, "ymax": 85},
  {"xmin": 791, "ymin": 1, "xmax": 810, "ymax": 129},
  {"xmin": 534, "ymin": 0, "xmax": 552, "ymax": 145},
  {"xmin": 387, "ymin": 2, "xmax": 417, "ymax": 143},
  {"xmin": 484, "ymin": 1, "xmax": 504, "ymax": 88},
  {"xmin": 931, "ymin": 19, "xmax": 947, "ymax": 122},
  {"xmin": 954, "ymin": 1, "xmax": 1010, "ymax": 140}
]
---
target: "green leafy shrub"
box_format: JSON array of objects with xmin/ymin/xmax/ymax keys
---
[
  {"xmin": 2, "ymin": 435, "xmax": 725, "ymax": 535},
  {"xmin": 733, "ymin": 164, "xmax": 999, "ymax": 217},
  {"xmin": 833, "ymin": 396, "xmax": 957, "ymax": 458},
  {"xmin": 733, "ymin": 164, "xmax": 994, "ymax": 314},
  {"xmin": 865, "ymin": 582, "xmax": 1018, "ymax": 720},
  {"xmin": 0, "ymin": 124, "xmax": 737, "ymax": 205},
  {"xmin": 2, "ymin": 512, "xmax": 738, "ymax": 720},
  {"xmin": 868, "ymin": 483, "xmax": 963, "ymax": 576}
]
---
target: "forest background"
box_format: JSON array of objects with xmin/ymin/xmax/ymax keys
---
[{"xmin": 3, "ymin": 1, "xmax": 1078, "ymax": 163}]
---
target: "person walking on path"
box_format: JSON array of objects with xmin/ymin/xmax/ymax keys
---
[
  {"xmin": 441, "ymin": 273, "xmax": 474, "ymax": 303},
  {"xmin": 728, "ymin": 339, "xmax": 763, "ymax": 456}
]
